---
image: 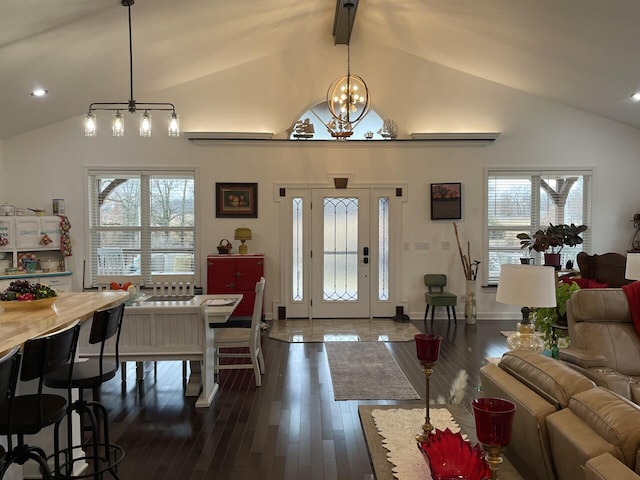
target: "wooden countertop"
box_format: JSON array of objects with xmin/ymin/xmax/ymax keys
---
[{"xmin": 0, "ymin": 291, "xmax": 128, "ymax": 353}]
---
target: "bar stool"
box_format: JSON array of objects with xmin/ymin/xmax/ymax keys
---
[
  {"xmin": 0, "ymin": 321, "xmax": 81, "ymax": 480},
  {"xmin": 0, "ymin": 346, "xmax": 21, "ymax": 474},
  {"xmin": 45, "ymin": 303, "xmax": 126, "ymax": 479}
]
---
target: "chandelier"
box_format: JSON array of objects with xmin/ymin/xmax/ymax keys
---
[
  {"xmin": 84, "ymin": 0, "xmax": 180, "ymax": 137},
  {"xmin": 327, "ymin": 2, "xmax": 370, "ymax": 128}
]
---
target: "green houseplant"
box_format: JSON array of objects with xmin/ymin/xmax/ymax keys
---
[
  {"xmin": 517, "ymin": 223, "xmax": 588, "ymax": 268},
  {"xmin": 532, "ymin": 281, "xmax": 580, "ymax": 351}
]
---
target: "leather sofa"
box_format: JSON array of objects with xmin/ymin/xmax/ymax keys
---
[
  {"xmin": 560, "ymin": 288, "xmax": 640, "ymax": 404},
  {"xmin": 480, "ymin": 350, "xmax": 640, "ymax": 480}
]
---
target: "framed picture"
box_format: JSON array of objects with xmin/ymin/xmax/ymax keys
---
[
  {"xmin": 430, "ymin": 182, "xmax": 461, "ymax": 220},
  {"xmin": 216, "ymin": 183, "xmax": 258, "ymax": 218}
]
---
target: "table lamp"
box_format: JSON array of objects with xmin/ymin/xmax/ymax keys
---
[
  {"xmin": 626, "ymin": 253, "xmax": 640, "ymax": 280},
  {"xmin": 234, "ymin": 227, "xmax": 252, "ymax": 255},
  {"xmin": 496, "ymin": 264, "xmax": 556, "ymax": 352}
]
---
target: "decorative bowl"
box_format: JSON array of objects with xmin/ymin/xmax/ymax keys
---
[
  {"xmin": 0, "ymin": 297, "xmax": 56, "ymax": 310},
  {"xmin": 418, "ymin": 429, "xmax": 490, "ymax": 480}
]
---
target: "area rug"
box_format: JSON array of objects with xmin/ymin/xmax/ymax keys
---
[{"xmin": 325, "ymin": 342, "xmax": 420, "ymax": 401}]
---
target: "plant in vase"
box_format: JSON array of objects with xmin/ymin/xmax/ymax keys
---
[
  {"xmin": 531, "ymin": 281, "xmax": 580, "ymax": 356},
  {"xmin": 453, "ymin": 223, "xmax": 480, "ymax": 324},
  {"xmin": 517, "ymin": 223, "xmax": 588, "ymax": 269}
]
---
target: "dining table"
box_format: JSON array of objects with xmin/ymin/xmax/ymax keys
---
[{"xmin": 77, "ymin": 293, "xmax": 242, "ymax": 408}]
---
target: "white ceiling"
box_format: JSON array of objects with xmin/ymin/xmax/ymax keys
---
[{"xmin": 2, "ymin": 0, "xmax": 640, "ymax": 140}]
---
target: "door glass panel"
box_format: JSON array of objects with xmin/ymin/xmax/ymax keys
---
[
  {"xmin": 323, "ymin": 197, "xmax": 358, "ymax": 301},
  {"xmin": 378, "ymin": 197, "xmax": 389, "ymax": 301},
  {"xmin": 292, "ymin": 197, "xmax": 303, "ymax": 301}
]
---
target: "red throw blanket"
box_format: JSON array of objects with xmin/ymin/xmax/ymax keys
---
[{"xmin": 622, "ymin": 281, "xmax": 640, "ymax": 336}]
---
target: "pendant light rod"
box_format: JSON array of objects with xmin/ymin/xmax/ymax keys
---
[{"xmin": 84, "ymin": 0, "xmax": 180, "ymax": 136}]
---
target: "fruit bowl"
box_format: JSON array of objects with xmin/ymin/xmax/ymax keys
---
[
  {"xmin": 0, "ymin": 297, "xmax": 56, "ymax": 310},
  {"xmin": 418, "ymin": 428, "xmax": 490, "ymax": 480}
]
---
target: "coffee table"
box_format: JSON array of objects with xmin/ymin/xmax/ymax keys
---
[{"xmin": 358, "ymin": 404, "xmax": 523, "ymax": 480}]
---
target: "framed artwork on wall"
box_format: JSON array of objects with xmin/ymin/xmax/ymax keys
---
[
  {"xmin": 430, "ymin": 182, "xmax": 461, "ymax": 220},
  {"xmin": 216, "ymin": 182, "xmax": 258, "ymax": 218}
]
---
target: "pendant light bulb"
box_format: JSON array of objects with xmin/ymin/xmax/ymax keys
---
[
  {"xmin": 168, "ymin": 112, "xmax": 180, "ymax": 137},
  {"xmin": 112, "ymin": 111, "xmax": 125, "ymax": 137},
  {"xmin": 140, "ymin": 111, "xmax": 152, "ymax": 137},
  {"xmin": 85, "ymin": 112, "xmax": 97, "ymax": 137}
]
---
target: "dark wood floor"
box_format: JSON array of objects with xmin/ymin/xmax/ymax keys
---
[{"xmin": 99, "ymin": 319, "xmax": 513, "ymax": 480}]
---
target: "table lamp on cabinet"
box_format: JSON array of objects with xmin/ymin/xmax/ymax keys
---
[
  {"xmin": 496, "ymin": 264, "xmax": 556, "ymax": 352},
  {"xmin": 234, "ymin": 228, "xmax": 252, "ymax": 255}
]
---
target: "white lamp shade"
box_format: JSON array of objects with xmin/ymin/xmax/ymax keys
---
[
  {"xmin": 496, "ymin": 264, "xmax": 557, "ymax": 308},
  {"xmin": 626, "ymin": 253, "xmax": 640, "ymax": 280}
]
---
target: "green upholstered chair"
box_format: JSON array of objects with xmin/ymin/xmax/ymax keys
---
[{"xmin": 424, "ymin": 274, "xmax": 457, "ymax": 324}]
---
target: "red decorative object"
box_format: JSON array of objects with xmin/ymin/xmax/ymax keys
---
[
  {"xmin": 471, "ymin": 398, "xmax": 516, "ymax": 447},
  {"xmin": 415, "ymin": 333, "xmax": 442, "ymax": 362},
  {"xmin": 418, "ymin": 428, "xmax": 491, "ymax": 480}
]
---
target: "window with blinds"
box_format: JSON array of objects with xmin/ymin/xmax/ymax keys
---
[
  {"xmin": 88, "ymin": 170, "xmax": 196, "ymax": 286},
  {"xmin": 486, "ymin": 169, "xmax": 592, "ymax": 284}
]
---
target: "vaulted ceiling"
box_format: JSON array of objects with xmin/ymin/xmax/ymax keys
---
[{"xmin": 2, "ymin": 0, "xmax": 640, "ymax": 140}]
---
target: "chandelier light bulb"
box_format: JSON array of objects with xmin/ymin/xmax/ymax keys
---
[
  {"xmin": 84, "ymin": 113, "xmax": 97, "ymax": 137},
  {"xmin": 112, "ymin": 111, "xmax": 124, "ymax": 137},
  {"xmin": 168, "ymin": 113, "xmax": 180, "ymax": 137},
  {"xmin": 140, "ymin": 111, "xmax": 152, "ymax": 137}
]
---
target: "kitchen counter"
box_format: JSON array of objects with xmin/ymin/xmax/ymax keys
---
[{"xmin": 0, "ymin": 291, "xmax": 128, "ymax": 353}]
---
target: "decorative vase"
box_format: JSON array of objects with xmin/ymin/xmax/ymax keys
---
[{"xmin": 465, "ymin": 279, "xmax": 477, "ymax": 324}]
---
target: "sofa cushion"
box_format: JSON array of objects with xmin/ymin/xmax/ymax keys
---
[
  {"xmin": 569, "ymin": 387, "xmax": 640, "ymax": 471},
  {"xmin": 499, "ymin": 350, "xmax": 595, "ymax": 408}
]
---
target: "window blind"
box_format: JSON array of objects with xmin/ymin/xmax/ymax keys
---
[
  {"xmin": 486, "ymin": 169, "xmax": 592, "ymax": 284},
  {"xmin": 88, "ymin": 170, "xmax": 196, "ymax": 286}
]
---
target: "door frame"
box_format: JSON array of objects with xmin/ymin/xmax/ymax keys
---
[{"xmin": 275, "ymin": 180, "xmax": 407, "ymax": 319}]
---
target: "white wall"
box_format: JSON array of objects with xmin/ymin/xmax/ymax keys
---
[{"xmin": 3, "ymin": 48, "xmax": 640, "ymax": 320}]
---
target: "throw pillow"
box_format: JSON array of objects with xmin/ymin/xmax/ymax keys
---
[{"xmin": 622, "ymin": 281, "xmax": 640, "ymax": 336}]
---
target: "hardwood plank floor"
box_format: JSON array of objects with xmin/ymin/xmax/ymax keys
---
[{"xmin": 96, "ymin": 319, "xmax": 514, "ymax": 479}]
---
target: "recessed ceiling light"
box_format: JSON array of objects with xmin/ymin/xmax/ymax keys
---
[
  {"xmin": 632, "ymin": 92, "xmax": 640, "ymax": 102},
  {"xmin": 31, "ymin": 89, "xmax": 48, "ymax": 97}
]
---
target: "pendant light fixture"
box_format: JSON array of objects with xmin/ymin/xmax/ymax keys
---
[
  {"xmin": 84, "ymin": 0, "xmax": 180, "ymax": 137},
  {"xmin": 327, "ymin": 1, "xmax": 370, "ymax": 127}
]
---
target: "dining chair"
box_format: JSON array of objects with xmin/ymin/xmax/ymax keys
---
[
  {"xmin": 424, "ymin": 274, "xmax": 457, "ymax": 324},
  {"xmin": 213, "ymin": 277, "xmax": 266, "ymax": 386}
]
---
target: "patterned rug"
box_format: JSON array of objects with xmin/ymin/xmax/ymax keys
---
[{"xmin": 325, "ymin": 342, "xmax": 420, "ymax": 401}]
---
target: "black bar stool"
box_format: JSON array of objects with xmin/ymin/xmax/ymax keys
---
[
  {"xmin": 45, "ymin": 303, "xmax": 125, "ymax": 479},
  {"xmin": 0, "ymin": 321, "xmax": 81, "ymax": 480}
]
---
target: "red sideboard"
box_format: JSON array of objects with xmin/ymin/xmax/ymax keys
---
[{"xmin": 206, "ymin": 254, "xmax": 264, "ymax": 318}]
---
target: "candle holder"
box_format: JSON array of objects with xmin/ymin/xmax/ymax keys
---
[
  {"xmin": 471, "ymin": 397, "xmax": 516, "ymax": 480},
  {"xmin": 414, "ymin": 333, "xmax": 442, "ymax": 442}
]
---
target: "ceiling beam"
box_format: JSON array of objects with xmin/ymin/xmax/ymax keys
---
[{"xmin": 333, "ymin": 0, "xmax": 359, "ymax": 45}]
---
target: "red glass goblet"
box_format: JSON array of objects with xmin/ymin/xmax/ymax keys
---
[
  {"xmin": 414, "ymin": 334, "xmax": 442, "ymax": 441},
  {"xmin": 471, "ymin": 397, "xmax": 516, "ymax": 480}
]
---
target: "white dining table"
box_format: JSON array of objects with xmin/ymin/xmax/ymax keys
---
[{"xmin": 78, "ymin": 293, "xmax": 242, "ymax": 408}]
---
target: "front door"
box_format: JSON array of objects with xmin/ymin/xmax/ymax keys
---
[{"xmin": 311, "ymin": 189, "xmax": 370, "ymax": 318}]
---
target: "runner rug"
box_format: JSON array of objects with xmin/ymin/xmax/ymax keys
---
[{"xmin": 325, "ymin": 342, "xmax": 420, "ymax": 401}]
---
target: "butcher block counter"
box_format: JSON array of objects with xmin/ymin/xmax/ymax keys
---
[{"xmin": 0, "ymin": 291, "xmax": 128, "ymax": 353}]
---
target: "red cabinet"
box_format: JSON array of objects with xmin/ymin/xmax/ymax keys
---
[{"xmin": 207, "ymin": 254, "xmax": 264, "ymax": 317}]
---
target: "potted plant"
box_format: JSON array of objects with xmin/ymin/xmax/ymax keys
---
[
  {"xmin": 516, "ymin": 223, "xmax": 588, "ymax": 269},
  {"xmin": 532, "ymin": 281, "xmax": 580, "ymax": 356}
]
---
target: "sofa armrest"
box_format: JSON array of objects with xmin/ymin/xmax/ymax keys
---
[
  {"xmin": 560, "ymin": 347, "xmax": 608, "ymax": 368},
  {"xmin": 586, "ymin": 453, "xmax": 640, "ymax": 480}
]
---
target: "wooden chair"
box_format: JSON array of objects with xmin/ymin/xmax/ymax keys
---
[
  {"xmin": 214, "ymin": 277, "xmax": 266, "ymax": 386},
  {"xmin": 424, "ymin": 274, "xmax": 457, "ymax": 324}
]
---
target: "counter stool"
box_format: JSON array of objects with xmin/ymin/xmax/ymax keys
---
[
  {"xmin": 0, "ymin": 346, "xmax": 21, "ymax": 475},
  {"xmin": 0, "ymin": 321, "xmax": 81, "ymax": 480},
  {"xmin": 45, "ymin": 303, "xmax": 125, "ymax": 479}
]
